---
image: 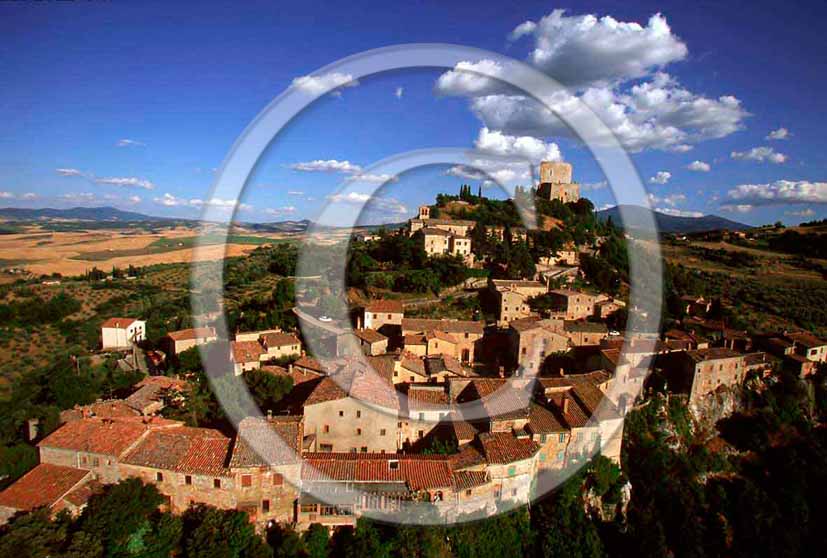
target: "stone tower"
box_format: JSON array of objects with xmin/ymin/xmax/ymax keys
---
[
  {"xmin": 418, "ymin": 205, "xmax": 431, "ymax": 220},
  {"xmin": 537, "ymin": 161, "xmax": 580, "ymax": 203}
]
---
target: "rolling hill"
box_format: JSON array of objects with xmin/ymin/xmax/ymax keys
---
[{"xmin": 596, "ymin": 205, "xmax": 751, "ymax": 234}]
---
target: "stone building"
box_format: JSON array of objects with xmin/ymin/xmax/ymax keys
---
[
  {"xmin": 536, "ymin": 161, "xmax": 580, "ymax": 203},
  {"xmin": 101, "ymin": 317, "xmax": 146, "ymax": 350},
  {"xmin": 163, "ymin": 327, "xmax": 217, "ymax": 356},
  {"xmin": 667, "ymin": 348, "xmax": 747, "ymax": 404},
  {"xmin": 508, "ymin": 317, "xmax": 569, "ymax": 372},
  {"xmin": 409, "ymin": 207, "xmax": 475, "ymax": 266},
  {"xmin": 548, "ymin": 289, "xmax": 597, "ymax": 320},
  {"xmin": 401, "ymin": 318, "xmax": 485, "ymax": 364},
  {"xmin": 362, "ymin": 299, "xmax": 404, "ymax": 331},
  {"xmin": 490, "ymin": 279, "xmax": 548, "ymax": 325}
]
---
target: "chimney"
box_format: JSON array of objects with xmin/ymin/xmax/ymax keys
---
[
  {"xmin": 288, "ymin": 363, "xmax": 294, "ymax": 375},
  {"xmin": 562, "ymin": 395, "xmax": 570, "ymax": 415},
  {"xmin": 498, "ymin": 366, "xmax": 505, "ymax": 378},
  {"xmin": 559, "ymin": 367, "xmax": 565, "ymax": 377},
  {"xmin": 267, "ymin": 409, "xmax": 273, "ymax": 419}
]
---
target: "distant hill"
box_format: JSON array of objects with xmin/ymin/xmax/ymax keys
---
[
  {"xmin": 248, "ymin": 219, "xmax": 312, "ymax": 233},
  {"xmin": 0, "ymin": 206, "xmax": 169, "ymax": 222},
  {"xmin": 596, "ymin": 205, "xmax": 751, "ymax": 234}
]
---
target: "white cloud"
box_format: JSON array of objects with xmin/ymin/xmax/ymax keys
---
[
  {"xmin": 0, "ymin": 192, "xmax": 14, "ymax": 199},
  {"xmin": 395, "ymin": 87, "xmax": 404, "ymax": 99},
  {"xmin": 435, "ymin": 59, "xmax": 508, "ymax": 97},
  {"xmin": 465, "ymin": 73, "xmax": 748, "ymax": 153},
  {"xmin": 731, "ymin": 146, "xmax": 787, "ymax": 164},
  {"xmin": 56, "ymin": 168, "xmax": 84, "ymax": 177},
  {"xmin": 434, "ymin": 10, "xmax": 747, "ymax": 155},
  {"xmin": 766, "ymin": 127, "xmax": 790, "ymax": 141},
  {"xmin": 508, "ymin": 21, "xmax": 537, "ymax": 42},
  {"xmin": 720, "ymin": 204, "xmax": 754, "ymax": 213},
  {"xmin": 326, "ymin": 192, "xmax": 371, "ymax": 204},
  {"xmin": 265, "ymin": 206, "xmax": 297, "ymax": 216},
  {"xmin": 648, "ymin": 192, "xmax": 686, "ymax": 207},
  {"xmin": 116, "ymin": 139, "xmax": 145, "ymax": 147},
  {"xmin": 344, "ymin": 173, "xmax": 398, "ymax": 185},
  {"xmin": 326, "ymin": 191, "xmax": 408, "ymax": 216},
  {"xmin": 725, "ymin": 180, "xmax": 827, "ymax": 205},
  {"xmin": 287, "ymin": 190, "xmax": 305, "ymax": 196},
  {"xmin": 655, "ymin": 207, "xmax": 704, "ymax": 218},
  {"xmin": 20, "ymin": 193, "xmax": 38, "ymax": 200},
  {"xmin": 153, "ymin": 193, "xmax": 250, "ymax": 211},
  {"xmin": 785, "ymin": 208, "xmax": 815, "ymax": 217},
  {"xmin": 515, "ymin": 10, "xmax": 688, "ymax": 88},
  {"xmin": 289, "ymin": 159, "xmax": 362, "ymax": 174},
  {"xmin": 649, "ymin": 171, "xmax": 671, "ymax": 185},
  {"xmin": 581, "ymin": 181, "xmax": 608, "ymax": 191},
  {"xmin": 474, "ymin": 127, "xmax": 562, "ymax": 163},
  {"xmin": 291, "ymin": 72, "xmax": 358, "ymax": 96},
  {"xmin": 445, "ymin": 157, "xmax": 533, "ymax": 186},
  {"xmin": 127, "ymin": 195, "xmax": 142, "ymax": 204},
  {"xmin": 687, "ymin": 160, "xmax": 711, "ymax": 172},
  {"xmin": 94, "ymin": 176, "xmax": 155, "ymax": 190}
]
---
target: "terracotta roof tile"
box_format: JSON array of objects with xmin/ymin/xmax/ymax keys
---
[
  {"xmin": 229, "ymin": 416, "xmax": 303, "ymax": 468},
  {"xmin": 365, "ymin": 300, "xmax": 404, "ymax": 314},
  {"xmin": 402, "ymin": 318, "xmax": 484, "ymax": 335},
  {"xmin": 166, "ymin": 327, "xmax": 216, "ymax": 341},
  {"xmin": 231, "ymin": 340, "xmax": 265, "ymax": 363},
  {"xmin": 354, "ymin": 328, "xmax": 387, "ymax": 344},
  {"xmin": 38, "ymin": 418, "xmax": 150, "ymax": 456},
  {"xmin": 101, "ymin": 317, "xmax": 138, "ymax": 329},
  {"xmin": 452, "ymin": 470, "xmax": 489, "ymax": 490},
  {"xmin": 122, "ymin": 426, "xmax": 231, "ymax": 476},
  {"xmin": 0, "ymin": 464, "xmax": 90, "ymax": 512},
  {"xmin": 477, "ymin": 432, "xmax": 540, "ymax": 464},
  {"xmin": 261, "ymin": 332, "xmax": 301, "ymax": 348}
]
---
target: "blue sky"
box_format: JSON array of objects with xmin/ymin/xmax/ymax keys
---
[{"xmin": 1, "ymin": 0, "xmax": 826, "ymax": 225}]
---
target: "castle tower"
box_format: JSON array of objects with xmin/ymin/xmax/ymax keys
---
[
  {"xmin": 418, "ymin": 205, "xmax": 431, "ymax": 220},
  {"xmin": 537, "ymin": 161, "xmax": 580, "ymax": 203}
]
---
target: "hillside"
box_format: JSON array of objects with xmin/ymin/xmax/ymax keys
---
[
  {"xmin": 597, "ymin": 204, "xmax": 751, "ymax": 234},
  {"xmin": 0, "ymin": 206, "xmax": 170, "ymax": 222}
]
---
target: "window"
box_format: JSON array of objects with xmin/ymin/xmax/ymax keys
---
[
  {"xmin": 389, "ymin": 460, "xmax": 399, "ymax": 470},
  {"xmin": 262, "ymin": 500, "xmax": 270, "ymax": 513},
  {"xmin": 356, "ymin": 428, "xmax": 362, "ymax": 435},
  {"xmin": 323, "ymin": 424, "xmax": 330, "ymax": 433},
  {"xmin": 418, "ymin": 430, "xmax": 424, "ymax": 439},
  {"xmin": 409, "ymin": 376, "xmax": 415, "ymax": 382},
  {"xmin": 356, "ymin": 410, "xmax": 361, "ymax": 418},
  {"xmin": 213, "ymin": 478, "xmax": 221, "ymax": 489},
  {"xmin": 241, "ymin": 475, "xmax": 252, "ymax": 487},
  {"xmin": 338, "ymin": 410, "xmax": 344, "ymax": 417},
  {"xmin": 387, "ymin": 314, "xmax": 392, "ymax": 319},
  {"xmin": 465, "ymin": 489, "xmax": 472, "ymax": 496},
  {"xmin": 418, "ymin": 413, "xmax": 425, "ymax": 421},
  {"xmin": 373, "ymin": 314, "xmax": 378, "ymax": 319},
  {"xmin": 80, "ymin": 456, "xmax": 88, "ymax": 465},
  {"xmin": 507, "ymin": 466, "xmax": 516, "ymax": 476},
  {"xmin": 397, "ymin": 422, "xmax": 403, "ymax": 428},
  {"xmin": 380, "ymin": 429, "xmax": 386, "ymax": 436},
  {"xmin": 273, "ymin": 473, "xmax": 283, "ymax": 486},
  {"xmin": 361, "ymin": 446, "xmax": 368, "ymax": 452},
  {"xmin": 319, "ymin": 444, "xmax": 333, "ymax": 452},
  {"xmin": 156, "ymin": 472, "xmax": 164, "ymax": 482},
  {"xmin": 92, "ymin": 457, "xmax": 100, "ymax": 467},
  {"xmin": 185, "ymin": 475, "xmax": 192, "ymax": 485},
  {"xmin": 300, "ymin": 503, "xmax": 317, "ymax": 513},
  {"xmin": 512, "ymin": 489, "xmax": 518, "ymax": 497}
]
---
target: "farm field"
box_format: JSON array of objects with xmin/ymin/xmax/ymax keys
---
[{"xmin": 0, "ymin": 225, "xmax": 295, "ymax": 276}]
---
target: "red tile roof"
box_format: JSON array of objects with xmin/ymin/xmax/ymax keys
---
[
  {"xmin": 261, "ymin": 332, "xmax": 301, "ymax": 348},
  {"xmin": 301, "ymin": 453, "xmax": 454, "ymax": 489},
  {"xmin": 354, "ymin": 328, "xmax": 388, "ymax": 344},
  {"xmin": 122, "ymin": 426, "xmax": 231, "ymax": 476},
  {"xmin": 0, "ymin": 464, "xmax": 90, "ymax": 512},
  {"xmin": 402, "ymin": 318, "xmax": 484, "ymax": 335},
  {"xmin": 229, "ymin": 416, "xmax": 303, "ymax": 468},
  {"xmin": 365, "ymin": 299, "xmax": 404, "ymax": 314},
  {"xmin": 101, "ymin": 317, "xmax": 138, "ymax": 329},
  {"xmin": 231, "ymin": 340, "xmax": 265, "ymax": 363},
  {"xmin": 452, "ymin": 470, "xmax": 489, "ymax": 490},
  {"xmin": 477, "ymin": 432, "xmax": 540, "ymax": 464},
  {"xmin": 166, "ymin": 327, "xmax": 216, "ymax": 341},
  {"xmin": 63, "ymin": 479, "xmax": 104, "ymax": 507},
  {"xmin": 38, "ymin": 418, "xmax": 150, "ymax": 456}
]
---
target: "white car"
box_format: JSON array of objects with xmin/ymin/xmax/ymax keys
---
[{"xmin": 318, "ymin": 315, "xmax": 333, "ymax": 322}]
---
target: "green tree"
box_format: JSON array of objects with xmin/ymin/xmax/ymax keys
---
[
  {"xmin": 301, "ymin": 523, "xmax": 330, "ymax": 558},
  {"xmin": 182, "ymin": 504, "xmax": 272, "ymax": 558}
]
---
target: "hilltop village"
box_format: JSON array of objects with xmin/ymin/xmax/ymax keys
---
[{"xmin": 1, "ymin": 162, "xmax": 826, "ymax": 534}]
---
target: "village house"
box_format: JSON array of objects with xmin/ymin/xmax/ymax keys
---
[
  {"xmin": 231, "ymin": 340, "xmax": 265, "ymax": 375},
  {"xmin": 361, "ymin": 299, "xmax": 404, "ymax": 332},
  {"xmin": 548, "ymin": 289, "xmax": 597, "ymax": 320},
  {"xmin": 508, "ymin": 317, "xmax": 569, "ymax": 373},
  {"xmin": 785, "ymin": 331, "xmax": 827, "ymax": 363},
  {"xmin": 409, "ymin": 207, "xmax": 475, "ymax": 266},
  {"xmin": 401, "ymin": 318, "xmax": 484, "ymax": 364},
  {"xmin": 163, "ymin": 327, "xmax": 217, "ymax": 356},
  {"xmin": 260, "ymin": 332, "xmax": 302, "ymax": 361},
  {"xmin": 101, "ymin": 317, "xmax": 146, "ymax": 350},
  {"xmin": 563, "ymin": 320, "xmax": 609, "ymax": 347},
  {"xmin": 490, "ymin": 279, "xmax": 548, "ymax": 325},
  {"xmin": 353, "ymin": 328, "xmax": 389, "ymax": 356},
  {"xmin": 665, "ymin": 348, "xmax": 747, "ymax": 404},
  {"xmin": 594, "ymin": 297, "xmax": 625, "ymax": 319}
]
